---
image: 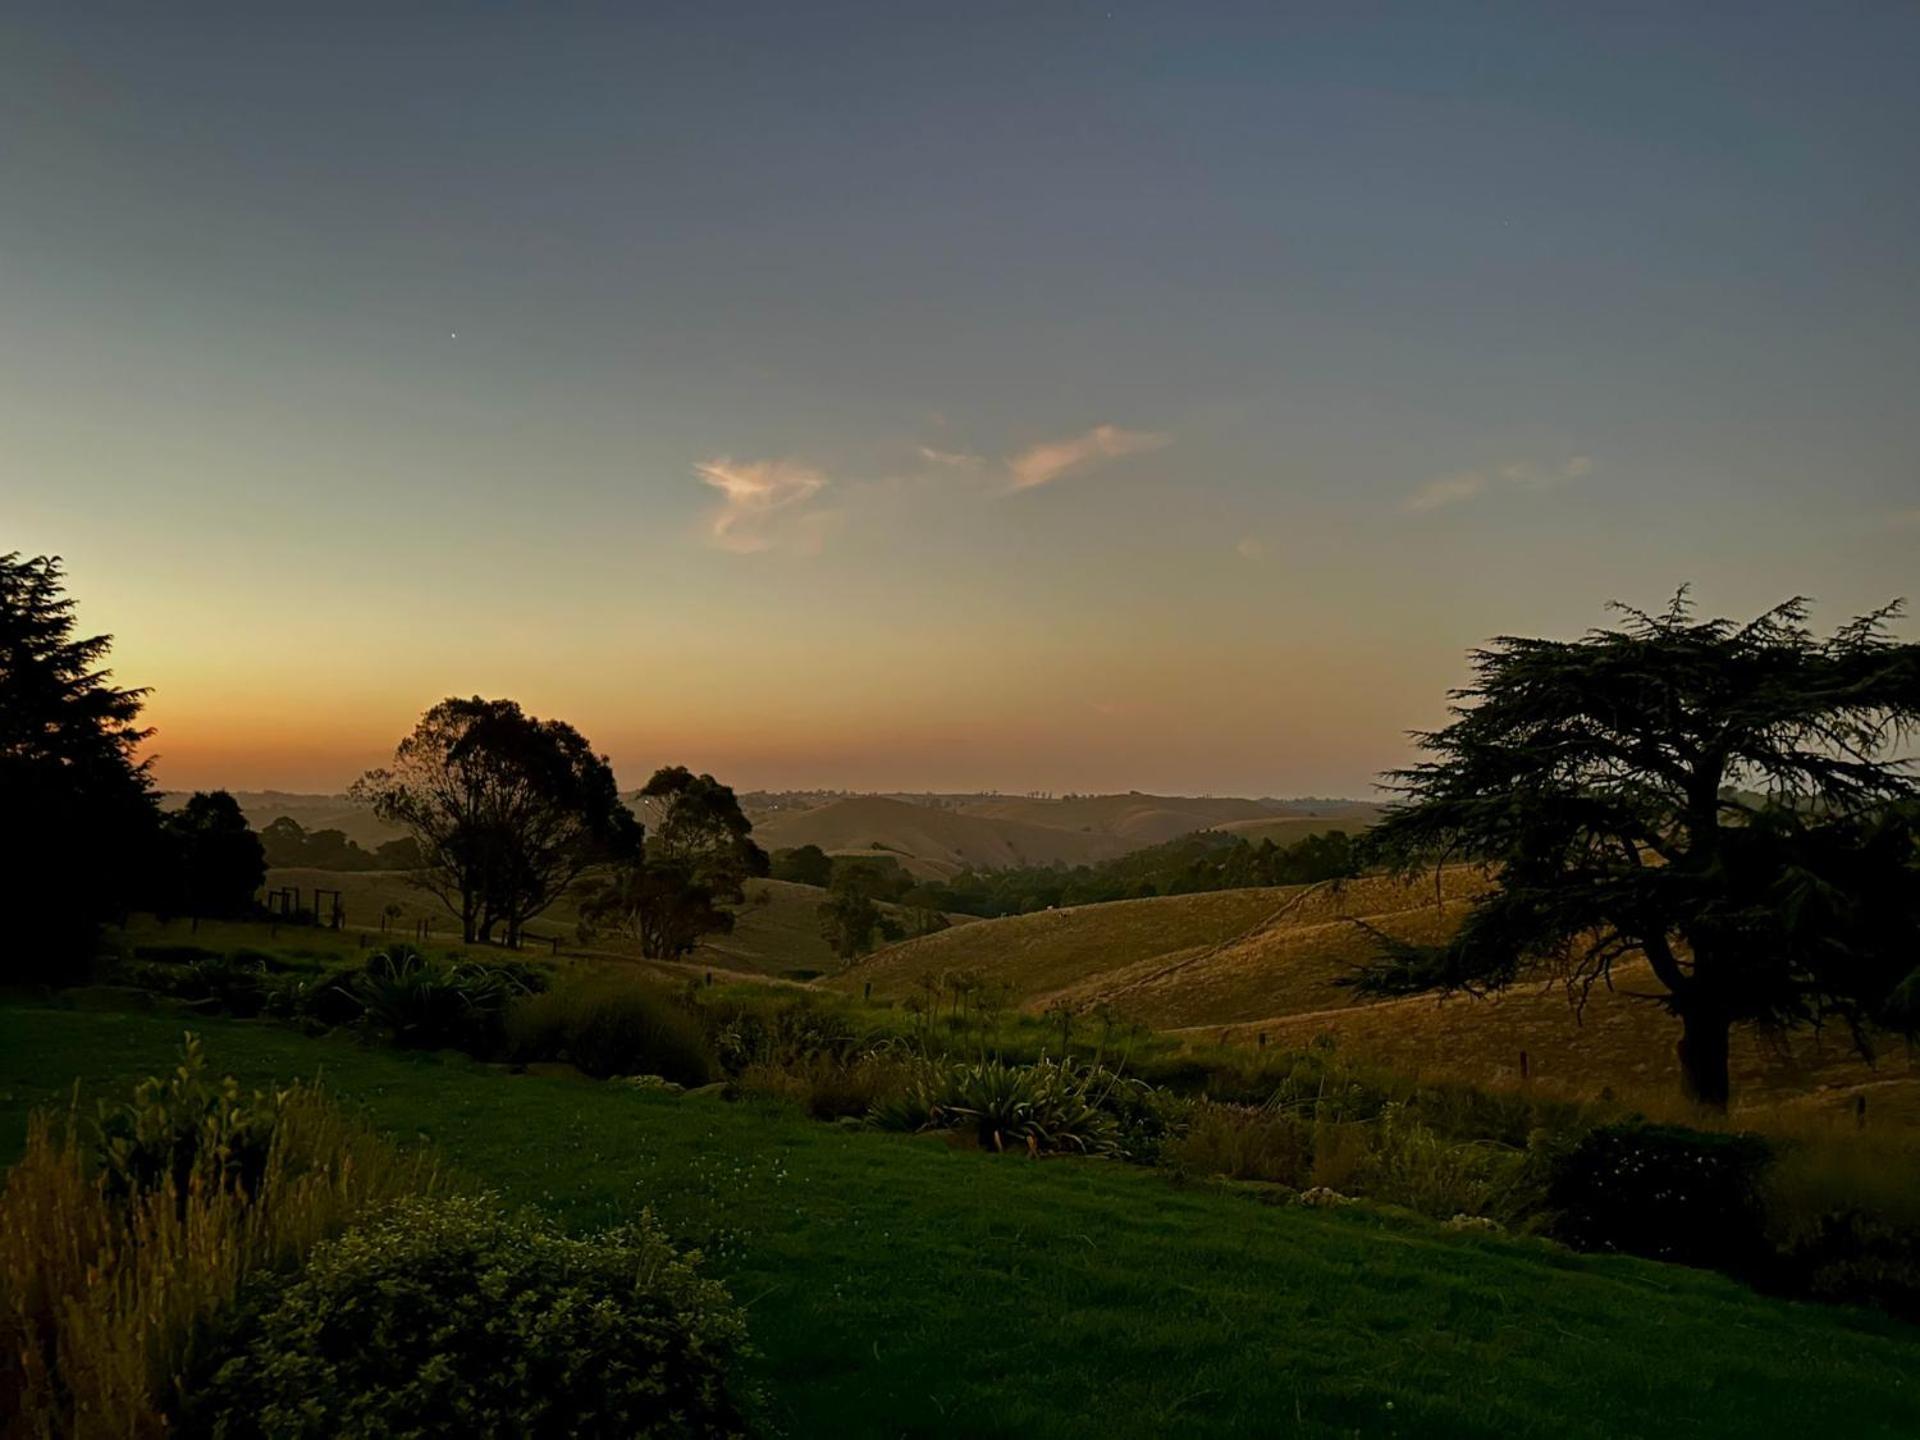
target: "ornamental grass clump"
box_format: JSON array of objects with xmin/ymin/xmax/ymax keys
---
[{"xmin": 0, "ymin": 1035, "xmax": 440, "ymax": 1439}]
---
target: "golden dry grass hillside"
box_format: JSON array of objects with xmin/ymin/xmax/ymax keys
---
[
  {"xmin": 827, "ymin": 867, "xmax": 1914, "ymax": 1109},
  {"xmin": 751, "ymin": 795, "xmax": 1130, "ymax": 877},
  {"xmin": 828, "ymin": 871, "xmax": 1485, "ymax": 1014}
]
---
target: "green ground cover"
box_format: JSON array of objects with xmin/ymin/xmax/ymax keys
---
[{"xmin": 3, "ymin": 1002, "xmax": 1915, "ymax": 1438}]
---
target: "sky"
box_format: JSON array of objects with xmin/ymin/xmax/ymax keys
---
[{"xmin": 4, "ymin": 2, "xmax": 1916, "ymax": 798}]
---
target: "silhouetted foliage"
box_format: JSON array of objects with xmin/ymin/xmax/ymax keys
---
[
  {"xmin": 579, "ymin": 768, "xmax": 767, "ymax": 960},
  {"xmin": 257, "ymin": 817, "xmax": 423, "ymax": 872},
  {"xmin": 818, "ymin": 862, "xmax": 896, "ymax": 963},
  {"xmin": 1349, "ymin": 594, "xmax": 1920, "ymax": 1108},
  {"xmin": 0, "ymin": 552, "xmax": 162, "ymax": 981},
  {"xmin": 639, "ymin": 766, "xmax": 769, "ymax": 887},
  {"xmin": 157, "ymin": 791, "xmax": 267, "ymax": 917},
  {"xmin": 352, "ymin": 698, "xmax": 638, "ymax": 946},
  {"xmin": 770, "ymin": 843, "xmax": 834, "ymax": 888}
]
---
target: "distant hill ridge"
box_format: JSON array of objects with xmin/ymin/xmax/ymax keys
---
[{"xmin": 163, "ymin": 787, "xmax": 1379, "ymax": 879}]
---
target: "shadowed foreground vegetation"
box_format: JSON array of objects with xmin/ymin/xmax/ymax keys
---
[{"xmin": 5, "ymin": 1002, "xmax": 1919, "ymax": 1438}]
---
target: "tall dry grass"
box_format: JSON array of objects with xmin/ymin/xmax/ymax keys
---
[{"xmin": 1, "ymin": 1077, "xmax": 440, "ymax": 1439}]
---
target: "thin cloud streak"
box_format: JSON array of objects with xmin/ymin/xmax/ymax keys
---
[
  {"xmin": 1005, "ymin": 425, "xmax": 1170, "ymax": 492},
  {"xmin": 1404, "ymin": 456, "xmax": 1594, "ymax": 513}
]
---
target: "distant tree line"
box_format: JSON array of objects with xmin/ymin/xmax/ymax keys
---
[
  {"xmin": 258, "ymin": 817, "xmax": 423, "ymax": 872},
  {"xmin": 887, "ymin": 829, "xmax": 1361, "ymax": 919}
]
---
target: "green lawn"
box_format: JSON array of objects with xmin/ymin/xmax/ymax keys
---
[{"xmin": 3, "ymin": 1002, "xmax": 1915, "ymax": 1438}]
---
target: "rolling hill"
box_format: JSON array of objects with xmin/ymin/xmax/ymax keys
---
[
  {"xmin": 954, "ymin": 792, "xmax": 1287, "ymax": 846},
  {"xmin": 829, "ymin": 869, "xmax": 1909, "ymax": 1107},
  {"xmin": 751, "ymin": 795, "xmax": 1131, "ymax": 877}
]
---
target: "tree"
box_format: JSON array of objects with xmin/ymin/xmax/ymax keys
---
[
  {"xmin": 161, "ymin": 791, "xmax": 266, "ymax": 917},
  {"xmin": 580, "ymin": 767, "xmax": 768, "ymax": 960},
  {"xmin": 0, "ymin": 553, "xmax": 161, "ymax": 981},
  {"xmin": 579, "ymin": 858, "xmax": 737, "ymax": 960},
  {"xmin": 1350, "ymin": 595, "xmax": 1920, "ymax": 1108},
  {"xmin": 352, "ymin": 698, "xmax": 638, "ymax": 946},
  {"xmin": 771, "ymin": 843, "xmax": 833, "ymax": 888},
  {"xmin": 818, "ymin": 863, "xmax": 891, "ymax": 964},
  {"xmin": 638, "ymin": 766, "xmax": 768, "ymax": 890}
]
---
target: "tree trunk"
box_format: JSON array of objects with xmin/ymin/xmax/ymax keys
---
[{"xmin": 1676, "ymin": 1008, "xmax": 1732, "ymax": 1111}]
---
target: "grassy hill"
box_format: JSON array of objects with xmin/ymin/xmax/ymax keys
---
[
  {"xmin": 955, "ymin": 793, "xmax": 1285, "ymax": 846},
  {"xmin": 6, "ymin": 1004, "xmax": 1917, "ymax": 1438},
  {"xmin": 253, "ymin": 867, "xmax": 942, "ymax": 980},
  {"xmin": 829, "ymin": 869, "xmax": 1911, "ymax": 1108},
  {"xmin": 753, "ymin": 795, "xmax": 1130, "ymax": 878}
]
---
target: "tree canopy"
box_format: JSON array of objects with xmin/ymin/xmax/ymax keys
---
[
  {"xmin": 160, "ymin": 791, "xmax": 267, "ymax": 918},
  {"xmin": 353, "ymin": 697, "xmax": 638, "ymax": 946},
  {"xmin": 0, "ymin": 553, "xmax": 161, "ymax": 979},
  {"xmin": 580, "ymin": 767, "xmax": 767, "ymax": 960},
  {"xmin": 1351, "ymin": 594, "xmax": 1920, "ymax": 1107}
]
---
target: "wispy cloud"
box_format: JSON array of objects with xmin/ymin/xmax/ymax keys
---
[
  {"xmin": 695, "ymin": 457, "xmax": 832, "ymax": 554},
  {"xmin": 1404, "ymin": 455, "xmax": 1593, "ymax": 513},
  {"xmin": 696, "ymin": 421, "xmax": 1173, "ymax": 556},
  {"xmin": 1235, "ymin": 537, "xmax": 1266, "ymax": 560},
  {"xmin": 1404, "ymin": 471, "xmax": 1489, "ymax": 513},
  {"xmin": 1005, "ymin": 425, "xmax": 1170, "ymax": 492}
]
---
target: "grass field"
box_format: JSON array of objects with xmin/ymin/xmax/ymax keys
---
[
  {"xmin": 245, "ymin": 868, "xmax": 932, "ymax": 980},
  {"xmin": 4, "ymin": 1000, "xmax": 1918, "ymax": 1438}
]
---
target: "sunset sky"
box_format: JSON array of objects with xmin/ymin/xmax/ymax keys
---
[{"xmin": 5, "ymin": 4, "xmax": 1916, "ymax": 797}]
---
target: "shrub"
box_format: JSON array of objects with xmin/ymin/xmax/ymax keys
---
[
  {"xmin": 1170, "ymin": 1103, "xmax": 1315, "ymax": 1187},
  {"xmin": 1548, "ymin": 1123, "xmax": 1774, "ymax": 1271},
  {"xmin": 702, "ymin": 992, "xmax": 863, "ymax": 1075},
  {"xmin": 188, "ymin": 1194, "xmax": 751, "ymax": 1439},
  {"xmin": 126, "ymin": 953, "xmax": 275, "ymax": 1017},
  {"xmin": 735, "ymin": 1053, "xmax": 912, "ymax": 1121},
  {"xmin": 352, "ymin": 948, "xmax": 537, "ymax": 1055},
  {"xmin": 1360, "ymin": 1102, "xmax": 1542, "ymax": 1224},
  {"xmin": 871, "ymin": 1057, "xmax": 1133, "ymax": 1157},
  {"xmin": 0, "ymin": 1037, "xmax": 439, "ymax": 1436},
  {"xmin": 506, "ymin": 981, "xmax": 717, "ymax": 1085},
  {"xmin": 261, "ymin": 970, "xmax": 362, "ymax": 1027}
]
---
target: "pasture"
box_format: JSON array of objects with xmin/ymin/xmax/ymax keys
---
[{"xmin": 4, "ymin": 1000, "xmax": 1918, "ymax": 1439}]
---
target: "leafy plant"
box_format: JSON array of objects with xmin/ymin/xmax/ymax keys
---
[
  {"xmin": 92, "ymin": 1032, "xmax": 286, "ymax": 1201},
  {"xmin": 188, "ymin": 1194, "xmax": 751, "ymax": 1439},
  {"xmin": 351, "ymin": 947, "xmax": 536, "ymax": 1054}
]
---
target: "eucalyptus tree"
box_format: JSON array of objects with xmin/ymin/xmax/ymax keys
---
[{"xmin": 354, "ymin": 698, "xmax": 637, "ymax": 946}]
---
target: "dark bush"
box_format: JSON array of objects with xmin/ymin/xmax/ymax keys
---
[
  {"xmin": 125, "ymin": 953, "xmax": 274, "ymax": 1017},
  {"xmin": 1771, "ymin": 1208, "xmax": 1920, "ymax": 1321},
  {"xmin": 506, "ymin": 982, "xmax": 717, "ymax": 1085},
  {"xmin": 1548, "ymin": 1123, "xmax": 1775, "ymax": 1271},
  {"xmin": 186, "ymin": 1194, "xmax": 751, "ymax": 1439}
]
